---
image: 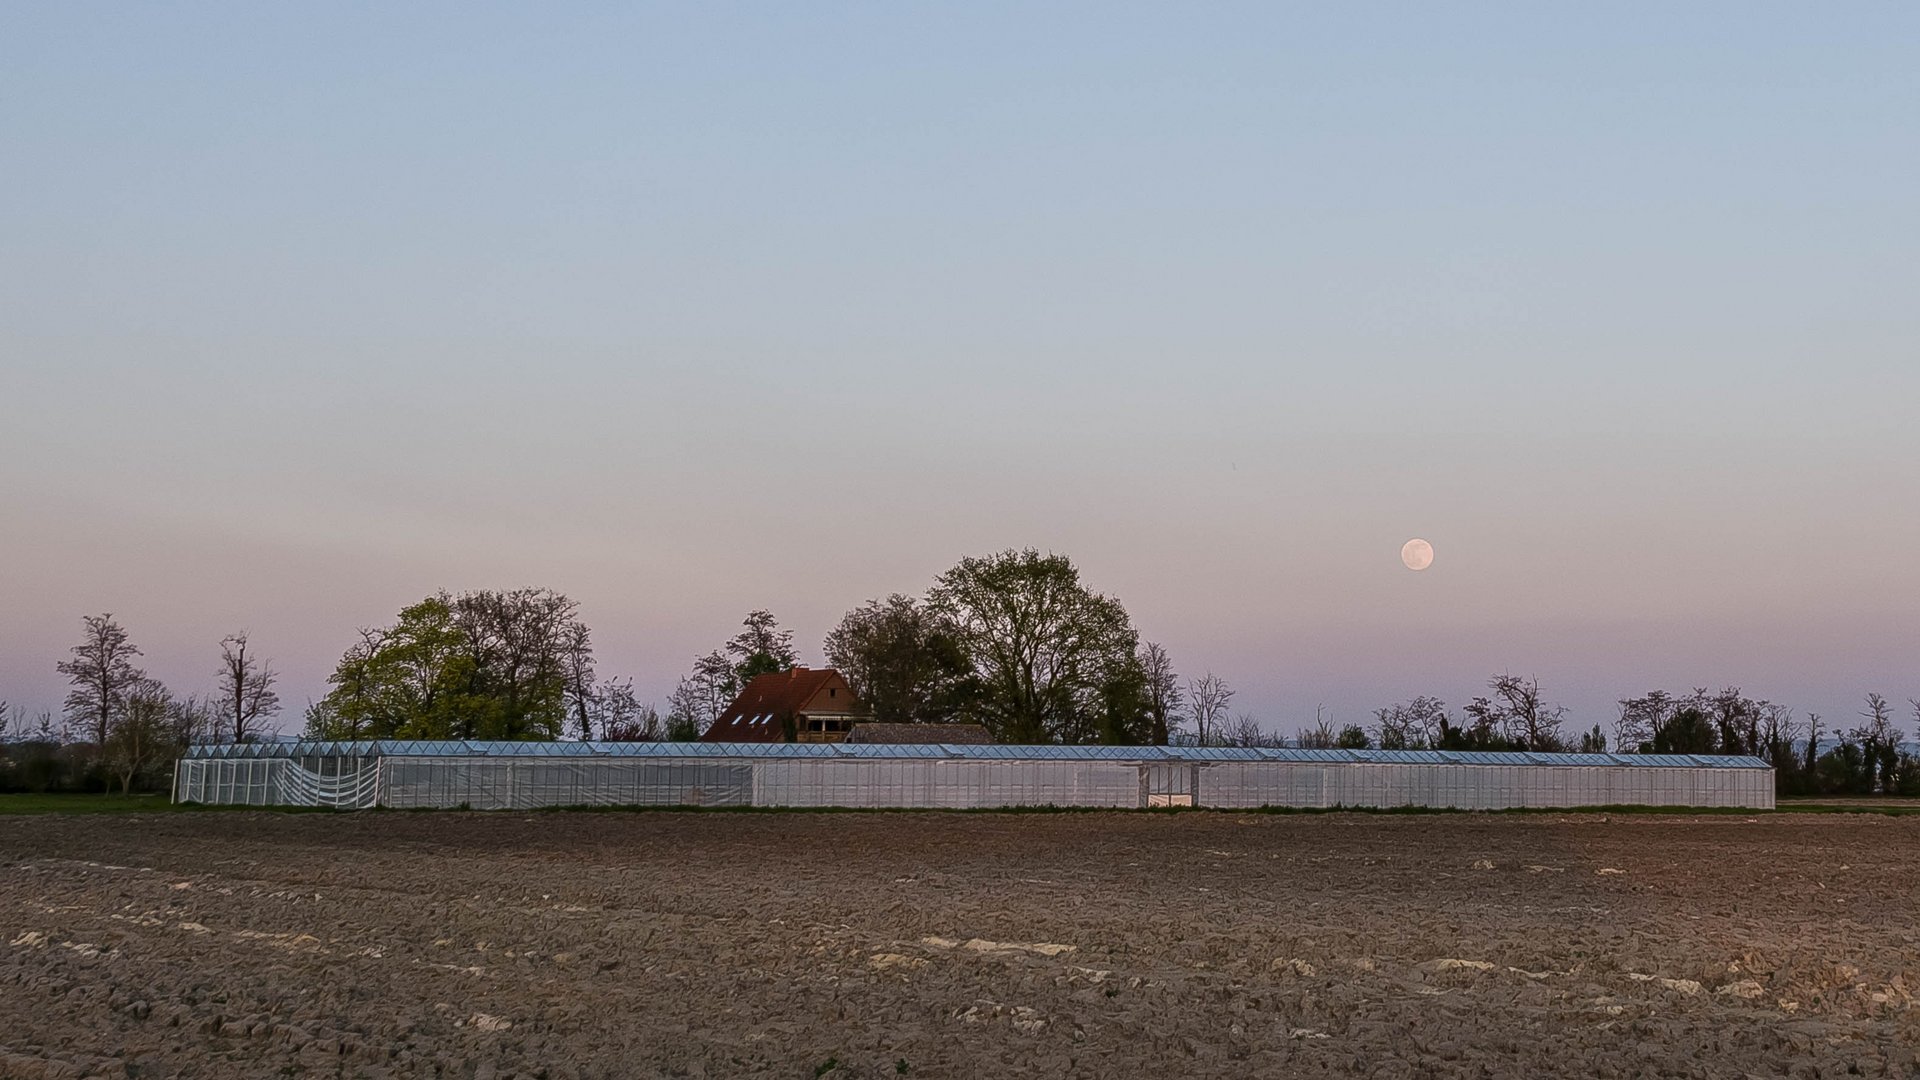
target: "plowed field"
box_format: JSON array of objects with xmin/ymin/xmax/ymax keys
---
[{"xmin": 4, "ymin": 811, "xmax": 1917, "ymax": 1078}]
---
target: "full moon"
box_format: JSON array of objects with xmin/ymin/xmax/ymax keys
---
[{"xmin": 1401, "ymin": 538, "xmax": 1434, "ymax": 571}]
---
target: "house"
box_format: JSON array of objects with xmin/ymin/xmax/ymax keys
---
[
  {"xmin": 845, "ymin": 722, "xmax": 992, "ymax": 745},
  {"xmin": 700, "ymin": 667, "xmax": 864, "ymax": 743}
]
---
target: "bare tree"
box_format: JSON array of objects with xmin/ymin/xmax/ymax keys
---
[
  {"xmin": 217, "ymin": 632, "xmax": 281, "ymax": 743},
  {"xmin": 1138, "ymin": 643, "xmax": 1181, "ymax": 745},
  {"xmin": 689, "ymin": 651, "xmax": 738, "ymax": 733},
  {"xmin": 1220, "ymin": 713, "xmax": 1283, "ymax": 748},
  {"xmin": 601, "ymin": 689, "xmax": 662, "ymax": 741},
  {"xmin": 1860, "ymin": 693, "xmax": 1898, "ymax": 744},
  {"xmin": 561, "ymin": 622, "xmax": 597, "ymax": 740},
  {"xmin": 58, "ymin": 614, "xmax": 146, "ymax": 745},
  {"xmin": 1468, "ymin": 674, "xmax": 1566, "ymax": 751},
  {"xmin": 1184, "ymin": 673, "xmax": 1234, "ymax": 746},
  {"xmin": 1615, "ymin": 689, "xmax": 1674, "ymax": 754},
  {"xmin": 665, "ymin": 676, "xmax": 705, "ymax": 741},
  {"xmin": 1296, "ymin": 707, "xmax": 1337, "ymax": 749},
  {"xmin": 591, "ymin": 677, "xmax": 657, "ymax": 741},
  {"xmin": 1759, "ymin": 703, "xmax": 1800, "ymax": 769},
  {"xmin": 105, "ymin": 679, "xmax": 175, "ymax": 795},
  {"xmin": 1375, "ymin": 696, "xmax": 1448, "ymax": 749},
  {"xmin": 1857, "ymin": 693, "xmax": 1899, "ymax": 793},
  {"xmin": 169, "ymin": 694, "xmax": 214, "ymax": 747}
]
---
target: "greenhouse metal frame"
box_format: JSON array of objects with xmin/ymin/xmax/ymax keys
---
[{"xmin": 174, "ymin": 741, "xmax": 1775, "ymax": 811}]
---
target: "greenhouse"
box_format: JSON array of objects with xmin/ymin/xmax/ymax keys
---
[{"xmin": 174, "ymin": 740, "xmax": 1775, "ymax": 811}]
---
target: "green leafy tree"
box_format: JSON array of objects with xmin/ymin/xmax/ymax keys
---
[
  {"xmin": 1651, "ymin": 707, "xmax": 1718, "ymax": 754},
  {"xmin": 1335, "ymin": 724, "xmax": 1372, "ymax": 749},
  {"xmin": 823, "ymin": 594, "xmax": 977, "ymax": 725},
  {"xmin": 927, "ymin": 549, "xmax": 1140, "ymax": 744},
  {"xmin": 310, "ymin": 589, "xmax": 584, "ymax": 740},
  {"xmin": 1092, "ymin": 651, "xmax": 1153, "ymax": 745}
]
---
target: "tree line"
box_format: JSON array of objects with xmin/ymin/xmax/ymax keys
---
[
  {"xmin": 4, "ymin": 548, "xmax": 1916, "ymax": 797},
  {"xmin": 0, "ymin": 616, "xmax": 280, "ymax": 794}
]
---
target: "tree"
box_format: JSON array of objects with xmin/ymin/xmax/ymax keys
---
[
  {"xmin": 1296, "ymin": 709, "xmax": 1338, "ymax": 749},
  {"xmin": 823, "ymin": 595, "xmax": 975, "ymax": 725},
  {"xmin": 1856, "ymin": 693, "xmax": 1899, "ymax": 794},
  {"xmin": 1465, "ymin": 674, "xmax": 1566, "ymax": 751},
  {"xmin": 1375, "ymin": 696, "xmax": 1448, "ymax": 750},
  {"xmin": 168, "ymin": 694, "xmax": 214, "ymax": 748},
  {"xmin": 1758, "ymin": 704, "xmax": 1802, "ymax": 787},
  {"xmin": 216, "ymin": 632, "xmax": 280, "ymax": 743},
  {"xmin": 928, "ymin": 550, "xmax": 1140, "ymax": 744},
  {"xmin": 1704, "ymin": 688, "xmax": 1767, "ymax": 757},
  {"xmin": 727, "ymin": 610, "xmax": 796, "ymax": 684},
  {"xmin": 1651, "ymin": 707, "xmax": 1717, "ymax": 754},
  {"xmin": 1184, "ymin": 673, "xmax": 1235, "ymax": 746},
  {"xmin": 665, "ymin": 677, "xmax": 704, "ymax": 741},
  {"xmin": 1138, "ymin": 643, "xmax": 1181, "ymax": 746},
  {"xmin": 312, "ymin": 600, "xmax": 465, "ymax": 739},
  {"xmin": 1335, "ymin": 723, "xmax": 1372, "ymax": 749},
  {"xmin": 561, "ymin": 622, "xmax": 597, "ymax": 740},
  {"xmin": 588, "ymin": 677, "xmax": 654, "ymax": 741},
  {"xmin": 688, "ymin": 651, "xmax": 739, "ymax": 733},
  {"xmin": 105, "ymin": 678, "xmax": 177, "ymax": 795},
  {"xmin": 600, "ymin": 679, "xmax": 662, "ymax": 741},
  {"xmin": 57, "ymin": 614, "xmax": 146, "ymax": 746},
  {"xmin": 1092, "ymin": 651, "xmax": 1154, "ymax": 745},
  {"xmin": 1615, "ymin": 690, "xmax": 1675, "ymax": 754},
  {"xmin": 451, "ymin": 588, "xmax": 581, "ymax": 739},
  {"xmin": 1219, "ymin": 713, "xmax": 1279, "ymax": 748},
  {"xmin": 310, "ymin": 589, "xmax": 588, "ymax": 740}
]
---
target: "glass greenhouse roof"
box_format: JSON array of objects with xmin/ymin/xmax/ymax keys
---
[{"xmin": 181, "ymin": 740, "xmax": 1770, "ymax": 769}]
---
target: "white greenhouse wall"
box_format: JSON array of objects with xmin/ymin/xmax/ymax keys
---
[
  {"xmin": 175, "ymin": 754, "xmax": 1775, "ymax": 811},
  {"xmin": 752, "ymin": 760, "xmax": 1142, "ymax": 809}
]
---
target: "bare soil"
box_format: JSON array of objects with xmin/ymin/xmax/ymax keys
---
[{"xmin": 3, "ymin": 810, "xmax": 1917, "ymax": 1079}]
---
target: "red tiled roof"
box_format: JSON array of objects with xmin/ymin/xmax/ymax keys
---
[{"xmin": 700, "ymin": 667, "xmax": 859, "ymax": 742}]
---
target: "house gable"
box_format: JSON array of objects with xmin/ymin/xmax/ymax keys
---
[{"xmin": 699, "ymin": 667, "xmax": 864, "ymax": 743}]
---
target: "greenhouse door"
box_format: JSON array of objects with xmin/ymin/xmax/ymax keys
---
[{"xmin": 1144, "ymin": 763, "xmax": 1194, "ymax": 807}]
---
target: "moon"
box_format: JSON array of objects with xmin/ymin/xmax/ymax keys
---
[{"xmin": 1401, "ymin": 538, "xmax": 1434, "ymax": 571}]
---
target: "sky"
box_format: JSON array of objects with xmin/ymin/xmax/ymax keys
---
[{"xmin": 3, "ymin": 3, "xmax": 1917, "ymax": 740}]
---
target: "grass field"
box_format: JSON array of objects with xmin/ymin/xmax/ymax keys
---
[{"xmin": 0, "ymin": 793, "xmax": 186, "ymax": 814}]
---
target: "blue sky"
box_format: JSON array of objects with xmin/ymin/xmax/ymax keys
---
[{"xmin": 3, "ymin": 3, "xmax": 1917, "ymax": 736}]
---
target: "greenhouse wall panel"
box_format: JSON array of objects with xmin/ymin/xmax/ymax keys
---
[{"xmin": 174, "ymin": 742, "xmax": 1775, "ymax": 811}]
